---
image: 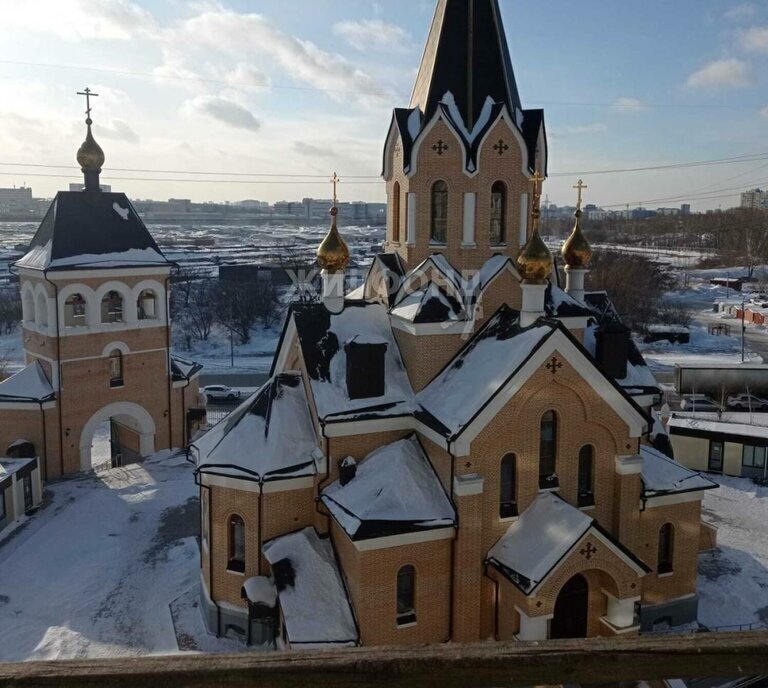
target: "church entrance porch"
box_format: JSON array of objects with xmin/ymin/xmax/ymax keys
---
[{"xmin": 550, "ymin": 573, "xmax": 588, "ymax": 639}]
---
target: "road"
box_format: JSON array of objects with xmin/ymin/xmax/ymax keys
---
[{"xmin": 199, "ymin": 372, "xmax": 269, "ymax": 388}]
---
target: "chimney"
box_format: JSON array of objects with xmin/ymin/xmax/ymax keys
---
[{"xmin": 339, "ymin": 457, "xmax": 357, "ymax": 486}]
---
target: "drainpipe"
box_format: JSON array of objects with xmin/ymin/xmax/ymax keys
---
[
  {"xmin": 484, "ymin": 564, "xmax": 500, "ymax": 641},
  {"xmin": 165, "ymin": 275, "xmax": 173, "ymax": 451},
  {"xmin": 42, "ymin": 270, "xmax": 65, "ymax": 478},
  {"xmin": 38, "ymin": 399, "xmax": 48, "ymax": 482},
  {"xmin": 257, "ymin": 482, "xmax": 264, "ymax": 576},
  {"xmin": 447, "ymin": 438, "xmax": 457, "ymax": 642}
]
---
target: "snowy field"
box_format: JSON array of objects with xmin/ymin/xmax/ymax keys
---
[{"xmin": 0, "ymin": 448, "xmax": 767, "ymax": 661}]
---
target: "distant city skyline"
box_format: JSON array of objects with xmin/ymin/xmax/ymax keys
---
[{"xmin": 2, "ymin": 1, "xmax": 768, "ymax": 210}]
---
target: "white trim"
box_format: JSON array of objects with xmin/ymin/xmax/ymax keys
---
[
  {"xmin": 389, "ymin": 316, "xmax": 471, "ymax": 336},
  {"xmin": 17, "ymin": 266, "xmax": 171, "ymax": 281},
  {"xmin": 472, "ymin": 109, "xmax": 531, "ymax": 178},
  {"xmin": 406, "ymin": 193, "xmax": 417, "ymax": 245},
  {"xmin": 273, "ymin": 316, "xmax": 298, "ymax": 377},
  {"xmin": 323, "ymin": 415, "xmax": 414, "ymax": 438},
  {"xmin": 644, "ymin": 491, "xmax": 704, "ymax": 508},
  {"xmin": 630, "ymin": 393, "xmax": 660, "ymax": 408},
  {"xmin": 79, "ymin": 401, "xmax": 156, "ymax": 471},
  {"xmin": 352, "ymin": 526, "xmax": 455, "ymax": 552},
  {"xmin": 451, "ymin": 330, "xmax": 647, "ymax": 455},
  {"xmin": 453, "ymin": 473, "xmax": 484, "ymax": 496},
  {"xmin": 599, "ymin": 617, "xmax": 640, "ymax": 635},
  {"xmin": 462, "ymin": 192, "xmax": 476, "ymax": 246},
  {"xmin": 615, "ymin": 454, "xmax": 643, "ymax": 475},
  {"xmin": 382, "ymin": 116, "xmax": 399, "ymax": 182},
  {"xmin": 519, "ymin": 193, "xmax": 529, "ymax": 247},
  {"xmin": 101, "ymin": 341, "xmax": 131, "ymax": 357},
  {"xmin": 58, "ymin": 346, "xmax": 168, "ymax": 365},
  {"xmin": 0, "ymin": 400, "xmax": 56, "ymax": 410},
  {"xmin": 262, "ymin": 476, "xmax": 314, "ymax": 494},
  {"xmin": 657, "ymin": 571, "xmax": 674, "ymax": 579},
  {"xmin": 202, "ymin": 473, "xmax": 261, "ymax": 494},
  {"xmin": 407, "ymin": 111, "xmax": 467, "ymax": 179},
  {"xmin": 200, "ymin": 472, "xmax": 314, "ymax": 494}
]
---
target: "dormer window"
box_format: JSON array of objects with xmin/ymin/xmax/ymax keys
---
[{"xmin": 345, "ymin": 340, "xmax": 387, "ymax": 400}]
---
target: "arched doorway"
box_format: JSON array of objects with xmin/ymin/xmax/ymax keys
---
[
  {"xmin": 550, "ymin": 573, "xmax": 589, "ymax": 639},
  {"xmin": 80, "ymin": 402, "xmax": 156, "ymax": 472}
]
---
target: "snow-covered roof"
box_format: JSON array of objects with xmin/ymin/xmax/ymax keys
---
[
  {"xmin": 545, "ymin": 282, "xmax": 593, "ymax": 319},
  {"xmin": 321, "ymin": 436, "xmax": 456, "ymax": 541},
  {"xmin": 287, "ymin": 302, "xmax": 415, "ymax": 422},
  {"xmin": 242, "ymin": 576, "xmax": 277, "ymax": 608},
  {"xmin": 0, "ymin": 457, "xmax": 37, "ymax": 482},
  {"xmin": 668, "ymin": 414, "xmax": 768, "ymax": 442},
  {"xmin": 16, "ymin": 191, "xmax": 170, "ymax": 272},
  {"xmin": 417, "ymin": 306, "xmax": 553, "ymax": 438},
  {"xmin": 361, "ymin": 253, "xmax": 405, "ymax": 306},
  {"xmin": 194, "ymin": 373, "xmax": 319, "ymax": 483},
  {"xmin": 0, "ymin": 362, "xmax": 55, "ymax": 403},
  {"xmin": 390, "ymin": 282, "xmax": 464, "ymax": 324},
  {"xmin": 262, "ymin": 528, "xmax": 358, "ymax": 647},
  {"xmin": 170, "ymin": 356, "xmax": 203, "ymax": 381},
  {"xmin": 487, "ymin": 492, "xmax": 593, "ymax": 594},
  {"xmin": 640, "ymin": 444, "xmax": 718, "ymax": 498}
]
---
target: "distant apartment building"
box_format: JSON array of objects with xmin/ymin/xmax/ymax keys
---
[
  {"xmin": 69, "ymin": 183, "xmax": 112, "ymax": 193},
  {"xmin": 741, "ymin": 188, "xmax": 768, "ymax": 210},
  {"xmin": 0, "ymin": 187, "xmax": 37, "ymax": 215}
]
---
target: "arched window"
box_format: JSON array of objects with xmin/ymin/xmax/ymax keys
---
[
  {"xmin": 490, "ymin": 181, "xmax": 507, "ymax": 245},
  {"xmin": 137, "ymin": 289, "xmax": 158, "ymax": 320},
  {"xmin": 499, "ymin": 453, "xmax": 518, "ymax": 518},
  {"xmin": 392, "ymin": 182, "xmax": 401, "ymax": 243},
  {"xmin": 228, "ymin": 515, "xmax": 246, "ymax": 573},
  {"xmin": 108, "ymin": 349, "xmax": 124, "ymax": 387},
  {"xmin": 430, "ymin": 180, "xmax": 448, "ymax": 244},
  {"xmin": 22, "ymin": 289, "xmax": 35, "ymax": 324},
  {"xmin": 35, "ymin": 291, "xmax": 48, "ymax": 327},
  {"xmin": 102, "ymin": 290, "xmax": 124, "ymax": 324},
  {"xmin": 396, "ymin": 564, "xmax": 416, "ymax": 626},
  {"xmin": 658, "ymin": 523, "xmax": 674, "ymax": 574},
  {"xmin": 539, "ymin": 411, "xmax": 558, "ymax": 489},
  {"xmin": 64, "ymin": 294, "xmax": 87, "ymax": 327},
  {"xmin": 578, "ymin": 445, "xmax": 595, "ymax": 507}
]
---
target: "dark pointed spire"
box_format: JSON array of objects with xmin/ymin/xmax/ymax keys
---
[{"xmin": 410, "ymin": 0, "xmax": 522, "ymax": 129}]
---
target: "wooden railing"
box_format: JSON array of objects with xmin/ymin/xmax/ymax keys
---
[{"xmin": 2, "ymin": 631, "xmax": 768, "ymax": 687}]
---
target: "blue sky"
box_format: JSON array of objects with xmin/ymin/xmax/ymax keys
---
[{"xmin": 1, "ymin": 0, "xmax": 767, "ymax": 210}]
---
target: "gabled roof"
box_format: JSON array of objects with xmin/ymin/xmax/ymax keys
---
[
  {"xmin": 193, "ymin": 373, "xmax": 318, "ymax": 483},
  {"xmin": 0, "ymin": 362, "xmax": 55, "ymax": 403},
  {"xmin": 545, "ymin": 282, "xmax": 594, "ymax": 319},
  {"xmin": 284, "ymin": 301, "xmax": 415, "ymax": 423},
  {"xmin": 362, "ymin": 253, "xmax": 406, "ymax": 307},
  {"xmin": 170, "ymin": 356, "xmax": 203, "ymax": 382},
  {"xmin": 640, "ymin": 445, "xmax": 718, "ymax": 499},
  {"xmin": 390, "ymin": 282, "xmax": 465, "ymax": 324},
  {"xmin": 416, "ymin": 305, "xmax": 649, "ymax": 447},
  {"xmin": 321, "ymin": 436, "xmax": 456, "ymax": 541},
  {"xmin": 487, "ymin": 492, "xmax": 649, "ymax": 595},
  {"xmin": 262, "ymin": 528, "xmax": 358, "ymax": 647},
  {"xmin": 410, "ymin": 0, "xmax": 522, "ymax": 129},
  {"xmin": 16, "ymin": 191, "xmax": 170, "ymax": 272}
]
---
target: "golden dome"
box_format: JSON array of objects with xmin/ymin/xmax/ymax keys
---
[
  {"xmin": 317, "ymin": 207, "xmax": 350, "ymax": 272},
  {"xmin": 561, "ymin": 209, "xmax": 593, "ymax": 269},
  {"xmin": 76, "ymin": 119, "xmax": 105, "ymax": 172},
  {"xmin": 517, "ymin": 228, "xmax": 553, "ymax": 283}
]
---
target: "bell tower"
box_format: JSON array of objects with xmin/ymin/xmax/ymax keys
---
[{"xmin": 382, "ymin": 0, "xmax": 548, "ymax": 273}]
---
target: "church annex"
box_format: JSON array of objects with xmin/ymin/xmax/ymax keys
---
[{"xmin": 193, "ymin": 0, "xmax": 717, "ymax": 648}]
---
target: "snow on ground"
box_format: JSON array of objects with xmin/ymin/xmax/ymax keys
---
[
  {"xmin": 698, "ymin": 475, "xmax": 768, "ymax": 629},
  {"xmin": 0, "ymin": 450, "xmax": 241, "ymax": 661}
]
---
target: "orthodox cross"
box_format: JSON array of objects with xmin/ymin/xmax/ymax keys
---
[
  {"xmin": 77, "ymin": 87, "xmax": 99, "ymax": 119},
  {"xmin": 580, "ymin": 542, "xmax": 597, "ymax": 560},
  {"xmin": 432, "ymin": 139, "xmax": 448, "ymax": 156},
  {"xmin": 530, "ymin": 170, "xmax": 545, "ymax": 198},
  {"xmin": 546, "ymin": 356, "xmax": 562, "ymax": 375},
  {"xmin": 330, "ymin": 172, "xmax": 340, "ymax": 206},
  {"xmin": 493, "ymin": 138, "xmax": 509, "ymax": 156},
  {"xmin": 573, "ymin": 178, "xmax": 588, "ymax": 210}
]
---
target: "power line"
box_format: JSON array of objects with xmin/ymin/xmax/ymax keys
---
[{"xmin": 0, "ymin": 171, "xmax": 382, "ymax": 185}]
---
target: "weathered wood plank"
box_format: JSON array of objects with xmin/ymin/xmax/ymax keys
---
[{"xmin": 1, "ymin": 632, "xmax": 768, "ymax": 688}]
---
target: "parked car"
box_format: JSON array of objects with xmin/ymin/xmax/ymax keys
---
[
  {"xmin": 202, "ymin": 385, "xmax": 242, "ymax": 403},
  {"xmin": 726, "ymin": 393, "xmax": 768, "ymax": 411},
  {"xmin": 679, "ymin": 395, "xmax": 721, "ymax": 412}
]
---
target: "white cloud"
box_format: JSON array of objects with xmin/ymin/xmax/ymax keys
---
[
  {"xmin": 333, "ymin": 19, "xmax": 410, "ymax": 51},
  {"xmin": 611, "ymin": 97, "xmax": 650, "ymax": 113},
  {"xmin": 97, "ymin": 119, "xmax": 140, "ymax": 143},
  {"xmin": 224, "ymin": 64, "xmax": 271, "ymax": 89},
  {"xmin": 293, "ymin": 141, "xmax": 335, "ymax": 158},
  {"xmin": 562, "ymin": 123, "xmax": 608, "ymax": 135},
  {"xmin": 686, "ymin": 58, "xmax": 751, "ymax": 89},
  {"xmin": 3, "ymin": 0, "xmax": 156, "ymax": 41},
  {"xmin": 725, "ymin": 3, "xmax": 757, "ymax": 21},
  {"xmin": 742, "ymin": 26, "xmax": 768, "ymax": 53},
  {"xmin": 184, "ymin": 96, "xmax": 261, "ymax": 132},
  {"xmin": 761, "ymin": 105, "xmax": 768, "ymax": 121}
]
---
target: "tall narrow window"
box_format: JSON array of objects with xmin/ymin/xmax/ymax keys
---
[
  {"xmin": 392, "ymin": 182, "xmax": 401, "ymax": 243},
  {"xmin": 108, "ymin": 350, "xmax": 124, "ymax": 388},
  {"xmin": 539, "ymin": 411, "xmax": 558, "ymax": 489},
  {"xmin": 396, "ymin": 565, "xmax": 416, "ymax": 626},
  {"xmin": 578, "ymin": 445, "xmax": 595, "ymax": 507},
  {"xmin": 658, "ymin": 523, "xmax": 674, "ymax": 574},
  {"xmin": 430, "ymin": 180, "xmax": 448, "ymax": 244},
  {"xmin": 490, "ymin": 181, "xmax": 507, "ymax": 245},
  {"xmin": 64, "ymin": 294, "xmax": 87, "ymax": 327},
  {"xmin": 102, "ymin": 290, "xmax": 124, "ymax": 323},
  {"xmin": 137, "ymin": 290, "xmax": 158, "ymax": 320},
  {"xmin": 499, "ymin": 453, "xmax": 518, "ymax": 518},
  {"xmin": 228, "ymin": 515, "xmax": 246, "ymax": 573}
]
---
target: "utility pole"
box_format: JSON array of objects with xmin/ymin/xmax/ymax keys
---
[{"xmin": 742, "ymin": 294, "xmax": 746, "ymax": 363}]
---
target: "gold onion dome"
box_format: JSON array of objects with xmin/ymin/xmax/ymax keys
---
[
  {"xmin": 517, "ymin": 228, "xmax": 553, "ymax": 283},
  {"xmin": 76, "ymin": 118, "xmax": 105, "ymax": 172},
  {"xmin": 561, "ymin": 208, "xmax": 593, "ymax": 269},
  {"xmin": 317, "ymin": 207, "xmax": 350, "ymax": 272}
]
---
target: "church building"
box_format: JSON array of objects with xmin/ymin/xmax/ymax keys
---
[
  {"xmin": 0, "ymin": 93, "xmax": 201, "ymax": 480},
  {"xmin": 193, "ymin": 0, "xmax": 717, "ymax": 648}
]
